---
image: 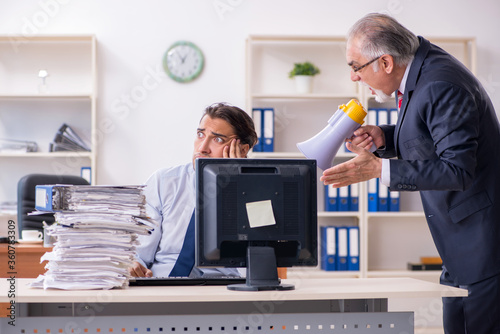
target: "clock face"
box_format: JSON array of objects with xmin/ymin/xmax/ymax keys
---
[{"xmin": 163, "ymin": 41, "xmax": 204, "ymax": 83}]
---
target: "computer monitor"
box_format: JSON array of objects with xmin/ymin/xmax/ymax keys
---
[{"xmin": 195, "ymin": 158, "xmax": 318, "ymax": 291}]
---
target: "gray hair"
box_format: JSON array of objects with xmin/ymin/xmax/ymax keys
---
[{"xmin": 348, "ymin": 13, "xmax": 419, "ymax": 68}]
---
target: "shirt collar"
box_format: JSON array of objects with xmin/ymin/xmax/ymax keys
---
[{"xmin": 398, "ymin": 58, "xmax": 413, "ymax": 95}]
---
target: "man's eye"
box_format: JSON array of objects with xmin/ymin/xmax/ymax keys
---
[
  {"xmin": 214, "ymin": 137, "xmax": 224, "ymax": 143},
  {"xmin": 197, "ymin": 132, "xmax": 204, "ymax": 138}
]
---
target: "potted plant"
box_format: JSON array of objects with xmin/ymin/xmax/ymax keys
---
[{"xmin": 288, "ymin": 62, "xmax": 320, "ymax": 93}]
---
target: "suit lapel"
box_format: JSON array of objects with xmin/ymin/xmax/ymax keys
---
[{"xmin": 394, "ymin": 37, "xmax": 431, "ymax": 157}]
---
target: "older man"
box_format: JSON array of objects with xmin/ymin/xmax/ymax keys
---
[{"xmin": 321, "ymin": 13, "xmax": 500, "ymax": 333}]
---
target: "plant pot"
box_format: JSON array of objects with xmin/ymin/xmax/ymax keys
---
[{"xmin": 294, "ymin": 75, "xmax": 313, "ymax": 94}]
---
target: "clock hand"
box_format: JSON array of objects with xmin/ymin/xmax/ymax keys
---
[{"xmin": 179, "ymin": 52, "xmax": 187, "ymax": 64}]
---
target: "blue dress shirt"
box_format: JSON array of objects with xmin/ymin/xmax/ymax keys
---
[{"xmin": 135, "ymin": 163, "xmax": 240, "ymax": 277}]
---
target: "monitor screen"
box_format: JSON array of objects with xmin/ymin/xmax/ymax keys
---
[{"xmin": 195, "ymin": 158, "xmax": 318, "ymax": 291}]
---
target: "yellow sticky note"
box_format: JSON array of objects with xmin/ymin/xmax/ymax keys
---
[{"xmin": 246, "ymin": 200, "xmax": 276, "ymax": 228}]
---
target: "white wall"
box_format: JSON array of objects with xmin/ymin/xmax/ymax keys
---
[{"xmin": 1, "ymin": 0, "xmax": 499, "ymax": 186}]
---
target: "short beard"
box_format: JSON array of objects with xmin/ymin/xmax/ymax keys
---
[
  {"xmin": 361, "ymin": 82, "xmax": 393, "ymax": 103},
  {"xmin": 372, "ymin": 88, "xmax": 393, "ymax": 103}
]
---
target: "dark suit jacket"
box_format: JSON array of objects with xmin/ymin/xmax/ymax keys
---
[{"xmin": 378, "ymin": 37, "xmax": 500, "ymax": 285}]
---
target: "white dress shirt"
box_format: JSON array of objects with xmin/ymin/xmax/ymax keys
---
[
  {"xmin": 380, "ymin": 59, "xmax": 413, "ymax": 187},
  {"xmin": 135, "ymin": 163, "xmax": 239, "ymax": 277}
]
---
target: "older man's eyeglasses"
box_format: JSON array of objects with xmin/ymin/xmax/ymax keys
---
[{"xmin": 350, "ymin": 56, "xmax": 381, "ymax": 73}]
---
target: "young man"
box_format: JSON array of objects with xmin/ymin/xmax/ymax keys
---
[
  {"xmin": 321, "ymin": 13, "xmax": 500, "ymax": 333},
  {"xmin": 130, "ymin": 102, "xmax": 257, "ymax": 278}
]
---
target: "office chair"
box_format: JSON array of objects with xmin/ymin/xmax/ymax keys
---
[{"xmin": 17, "ymin": 174, "xmax": 90, "ymax": 233}]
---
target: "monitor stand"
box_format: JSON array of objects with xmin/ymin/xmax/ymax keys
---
[{"xmin": 227, "ymin": 245, "xmax": 295, "ymax": 291}]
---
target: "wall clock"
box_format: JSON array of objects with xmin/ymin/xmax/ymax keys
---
[{"xmin": 163, "ymin": 41, "xmax": 204, "ymax": 83}]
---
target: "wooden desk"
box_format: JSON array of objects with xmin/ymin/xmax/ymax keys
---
[
  {"xmin": 0, "ymin": 243, "xmax": 51, "ymax": 318},
  {"xmin": 0, "ymin": 277, "xmax": 467, "ymax": 333},
  {"xmin": 0, "ymin": 243, "xmax": 50, "ymax": 278}
]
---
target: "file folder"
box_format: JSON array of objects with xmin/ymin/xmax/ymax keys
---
[
  {"xmin": 389, "ymin": 190, "xmax": 400, "ymax": 211},
  {"xmin": 349, "ymin": 183, "xmax": 359, "ymax": 212},
  {"xmin": 377, "ymin": 108, "xmax": 389, "ymax": 126},
  {"xmin": 347, "ymin": 226, "xmax": 360, "ymax": 271},
  {"xmin": 367, "ymin": 108, "xmax": 378, "ymax": 126},
  {"xmin": 320, "ymin": 226, "xmax": 336, "ymax": 271},
  {"xmin": 81, "ymin": 167, "xmax": 91, "ymax": 184},
  {"xmin": 251, "ymin": 108, "xmax": 263, "ymax": 152},
  {"xmin": 35, "ymin": 185, "xmax": 58, "ymax": 211},
  {"xmin": 338, "ymin": 186, "xmax": 349, "ymax": 211},
  {"xmin": 50, "ymin": 123, "xmax": 90, "ymax": 152},
  {"xmin": 367, "ymin": 178, "xmax": 378, "ymax": 212},
  {"xmin": 336, "ymin": 226, "xmax": 348, "ymax": 271},
  {"xmin": 378, "ymin": 179, "xmax": 389, "ymax": 212},
  {"xmin": 389, "ymin": 108, "xmax": 398, "ymax": 125},
  {"xmin": 325, "ymin": 185, "xmax": 338, "ymax": 211},
  {"xmin": 262, "ymin": 108, "xmax": 274, "ymax": 152}
]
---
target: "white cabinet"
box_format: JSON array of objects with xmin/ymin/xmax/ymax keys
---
[
  {"xmin": 246, "ymin": 34, "xmax": 476, "ymax": 282},
  {"xmin": 0, "ymin": 35, "xmax": 97, "ymax": 204}
]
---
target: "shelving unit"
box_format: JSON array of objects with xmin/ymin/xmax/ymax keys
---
[
  {"xmin": 246, "ymin": 34, "xmax": 476, "ymax": 282},
  {"xmin": 0, "ymin": 35, "xmax": 97, "ymax": 205}
]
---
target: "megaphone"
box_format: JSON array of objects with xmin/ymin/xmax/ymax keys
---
[{"xmin": 297, "ymin": 99, "xmax": 369, "ymax": 170}]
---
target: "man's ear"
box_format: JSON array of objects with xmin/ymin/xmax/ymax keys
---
[
  {"xmin": 381, "ymin": 54, "xmax": 395, "ymax": 74},
  {"xmin": 241, "ymin": 144, "xmax": 250, "ymax": 157}
]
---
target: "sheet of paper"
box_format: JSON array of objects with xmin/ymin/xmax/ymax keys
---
[{"xmin": 245, "ymin": 200, "xmax": 276, "ymax": 228}]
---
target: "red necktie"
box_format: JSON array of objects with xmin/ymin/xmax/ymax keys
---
[{"xmin": 397, "ymin": 91, "xmax": 403, "ymax": 110}]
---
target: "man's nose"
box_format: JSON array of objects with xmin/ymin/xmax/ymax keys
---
[
  {"xmin": 198, "ymin": 138, "xmax": 211, "ymax": 153},
  {"xmin": 350, "ymin": 70, "xmax": 361, "ymax": 82}
]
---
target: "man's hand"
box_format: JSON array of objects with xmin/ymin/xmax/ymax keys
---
[
  {"xmin": 223, "ymin": 139, "xmax": 245, "ymax": 158},
  {"xmin": 320, "ymin": 142, "xmax": 382, "ymax": 188},
  {"xmin": 129, "ymin": 261, "xmax": 153, "ymax": 277},
  {"xmin": 349, "ymin": 125, "xmax": 385, "ymax": 150}
]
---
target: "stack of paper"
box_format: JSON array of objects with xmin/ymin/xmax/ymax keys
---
[
  {"xmin": 49, "ymin": 123, "xmax": 90, "ymax": 152},
  {"xmin": 0, "ymin": 138, "xmax": 38, "ymax": 153},
  {"xmin": 31, "ymin": 185, "xmax": 156, "ymax": 290}
]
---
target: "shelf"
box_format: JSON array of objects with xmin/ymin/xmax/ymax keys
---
[
  {"xmin": 318, "ymin": 211, "xmax": 360, "ymax": 218},
  {"xmin": 251, "ymin": 93, "xmax": 358, "ymax": 100},
  {"xmin": 249, "ymin": 151, "xmax": 356, "ymax": 159},
  {"xmin": 0, "ymin": 94, "xmax": 92, "ymax": 99},
  {"xmin": 367, "ymin": 211, "xmax": 425, "ymax": 219},
  {"xmin": 248, "ymin": 35, "xmax": 346, "ymax": 43},
  {"xmin": 0, "ymin": 35, "xmax": 95, "ymax": 42},
  {"xmin": 0, "ymin": 34, "xmax": 97, "ymax": 203},
  {"xmin": 0, "ymin": 152, "xmax": 92, "ymax": 158}
]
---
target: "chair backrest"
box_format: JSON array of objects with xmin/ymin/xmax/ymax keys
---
[{"xmin": 17, "ymin": 174, "xmax": 90, "ymax": 233}]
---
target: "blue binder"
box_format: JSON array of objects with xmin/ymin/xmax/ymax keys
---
[
  {"xmin": 251, "ymin": 108, "xmax": 263, "ymax": 152},
  {"xmin": 349, "ymin": 184, "xmax": 359, "ymax": 212},
  {"xmin": 324, "ymin": 185, "xmax": 338, "ymax": 211},
  {"xmin": 390, "ymin": 191, "xmax": 400, "ymax": 212},
  {"xmin": 378, "ymin": 179, "xmax": 389, "ymax": 212},
  {"xmin": 367, "ymin": 178, "xmax": 378, "ymax": 212},
  {"xmin": 338, "ymin": 186, "xmax": 349, "ymax": 211},
  {"xmin": 336, "ymin": 226, "xmax": 348, "ymax": 271},
  {"xmin": 81, "ymin": 166, "xmax": 91, "ymax": 184},
  {"xmin": 320, "ymin": 226, "xmax": 337, "ymax": 271},
  {"xmin": 262, "ymin": 108, "xmax": 274, "ymax": 152},
  {"xmin": 377, "ymin": 108, "xmax": 389, "ymax": 126},
  {"xmin": 347, "ymin": 226, "xmax": 360, "ymax": 271},
  {"xmin": 35, "ymin": 185, "xmax": 56, "ymax": 211},
  {"xmin": 389, "ymin": 108, "xmax": 398, "ymax": 125}
]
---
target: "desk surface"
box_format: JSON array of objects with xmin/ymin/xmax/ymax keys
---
[{"xmin": 1, "ymin": 277, "xmax": 467, "ymax": 304}]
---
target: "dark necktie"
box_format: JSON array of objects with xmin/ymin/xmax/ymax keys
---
[{"xmin": 169, "ymin": 210, "xmax": 195, "ymax": 277}]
